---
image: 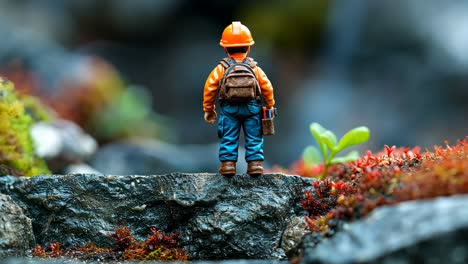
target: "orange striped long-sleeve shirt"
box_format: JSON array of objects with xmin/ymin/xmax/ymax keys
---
[{"xmin": 203, "ymin": 53, "xmax": 275, "ymax": 112}]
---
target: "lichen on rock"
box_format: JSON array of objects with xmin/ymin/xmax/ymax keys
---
[{"xmin": 0, "ymin": 193, "xmax": 35, "ymax": 257}]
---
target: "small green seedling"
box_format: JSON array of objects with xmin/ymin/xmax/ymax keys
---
[{"xmin": 303, "ymin": 122, "xmax": 370, "ymax": 179}]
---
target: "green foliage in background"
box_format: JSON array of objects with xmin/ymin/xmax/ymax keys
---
[
  {"xmin": 303, "ymin": 122, "xmax": 370, "ymax": 179},
  {"xmin": 244, "ymin": 0, "xmax": 329, "ymax": 50},
  {"xmin": 0, "ymin": 79, "xmax": 50, "ymax": 176},
  {"xmin": 91, "ymin": 85, "xmax": 174, "ymax": 142}
]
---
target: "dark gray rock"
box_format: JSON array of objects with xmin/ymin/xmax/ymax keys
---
[
  {"xmin": 301, "ymin": 195, "xmax": 468, "ymax": 264},
  {"xmin": 0, "ymin": 173, "xmax": 312, "ymax": 260},
  {"xmin": 1, "ymin": 257, "xmax": 289, "ymax": 264},
  {"xmin": 0, "ymin": 194, "xmax": 35, "ymax": 257}
]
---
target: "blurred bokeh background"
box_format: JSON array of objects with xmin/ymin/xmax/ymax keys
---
[{"xmin": 0, "ymin": 0, "xmax": 466, "ymax": 173}]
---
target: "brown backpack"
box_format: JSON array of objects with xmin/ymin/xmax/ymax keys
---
[{"xmin": 218, "ymin": 57, "xmax": 260, "ymax": 102}]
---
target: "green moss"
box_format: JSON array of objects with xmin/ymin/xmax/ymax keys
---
[
  {"xmin": 21, "ymin": 96, "xmax": 55, "ymax": 122},
  {"xmin": 0, "ymin": 78, "xmax": 50, "ymax": 176},
  {"xmin": 144, "ymin": 247, "xmax": 164, "ymax": 261}
]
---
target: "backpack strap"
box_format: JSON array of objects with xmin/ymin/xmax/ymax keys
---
[
  {"xmin": 219, "ymin": 57, "xmax": 236, "ymax": 69},
  {"xmin": 220, "ymin": 57, "xmax": 257, "ymax": 69},
  {"xmin": 243, "ymin": 57, "xmax": 258, "ymax": 68}
]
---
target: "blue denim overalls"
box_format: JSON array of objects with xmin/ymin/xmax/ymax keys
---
[{"xmin": 218, "ymin": 99, "xmax": 264, "ymax": 162}]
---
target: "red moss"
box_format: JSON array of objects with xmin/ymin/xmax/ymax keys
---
[
  {"xmin": 109, "ymin": 224, "xmax": 136, "ymax": 252},
  {"xmin": 32, "ymin": 242, "xmax": 63, "ymax": 258},
  {"xmin": 283, "ymin": 137, "xmax": 468, "ymax": 232},
  {"xmin": 32, "ymin": 224, "xmax": 188, "ymax": 261},
  {"xmin": 394, "ymin": 139, "xmax": 468, "ymax": 201},
  {"xmin": 121, "ymin": 226, "xmax": 188, "ymax": 261},
  {"xmin": 145, "ymin": 227, "xmax": 181, "ymax": 250},
  {"xmin": 67, "ymin": 242, "xmax": 114, "ymax": 260}
]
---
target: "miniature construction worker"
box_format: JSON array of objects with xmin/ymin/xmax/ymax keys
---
[{"xmin": 203, "ymin": 21, "xmax": 275, "ymax": 176}]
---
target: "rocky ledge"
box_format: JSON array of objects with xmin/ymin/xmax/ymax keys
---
[{"xmin": 0, "ymin": 173, "xmax": 313, "ymax": 260}]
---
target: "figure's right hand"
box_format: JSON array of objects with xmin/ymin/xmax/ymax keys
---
[{"xmin": 204, "ymin": 110, "xmax": 218, "ymax": 124}]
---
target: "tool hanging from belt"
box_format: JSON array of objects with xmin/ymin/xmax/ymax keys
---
[{"xmin": 261, "ymin": 107, "xmax": 278, "ymax": 136}]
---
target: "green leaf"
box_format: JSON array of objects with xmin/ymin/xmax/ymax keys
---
[
  {"xmin": 309, "ymin": 122, "xmax": 328, "ymax": 158},
  {"xmin": 319, "ymin": 130, "xmax": 337, "ymax": 151},
  {"xmin": 330, "ymin": 150, "xmax": 360, "ymax": 164},
  {"xmin": 302, "ymin": 146, "xmax": 321, "ymax": 166},
  {"xmin": 336, "ymin": 126, "xmax": 370, "ymax": 152},
  {"xmin": 309, "ymin": 123, "xmax": 326, "ymax": 142}
]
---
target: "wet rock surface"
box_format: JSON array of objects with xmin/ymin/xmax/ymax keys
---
[
  {"xmin": 2, "ymin": 258, "xmax": 289, "ymax": 264},
  {"xmin": 300, "ymin": 195, "xmax": 468, "ymax": 264},
  {"xmin": 0, "ymin": 194, "xmax": 35, "ymax": 257},
  {"xmin": 0, "ymin": 173, "xmax": 312, "ymax": 260}
]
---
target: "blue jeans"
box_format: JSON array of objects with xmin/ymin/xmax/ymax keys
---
[{"xmin": 218, "ymin": 100, "xmax": 264, "ymax": 162}]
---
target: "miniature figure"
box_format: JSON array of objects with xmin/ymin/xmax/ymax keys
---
[{"xmin": 203, "ymin": 21, "xmax": 276, "ymax": 176}]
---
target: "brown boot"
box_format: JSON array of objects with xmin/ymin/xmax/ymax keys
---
[
  {"xmin": 247, "ymin": 160, "xmax": 263, "ymax": 176},
  {"xmin": 218, "ymin": 161, "xmax": 236, "ymax": 176}
]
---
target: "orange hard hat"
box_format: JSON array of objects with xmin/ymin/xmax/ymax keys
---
[{"xmin": 220, "ymin": 21, "xmax": 255, "ymax": 47}]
